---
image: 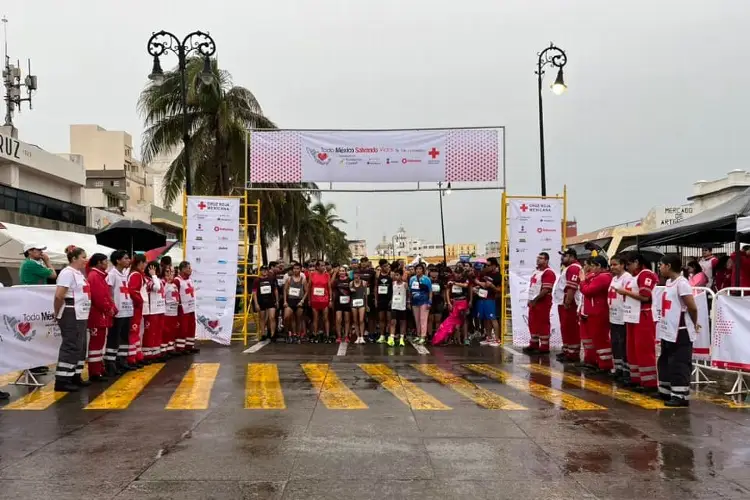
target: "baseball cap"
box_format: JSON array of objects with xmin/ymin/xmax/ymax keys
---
[
  {"xmin": 23, "ymin": 243, "xmax": 47, "ymax": 253},
  {"xmin": 559, "ymin": 248, "xmax": 577, "ymax": 258}
]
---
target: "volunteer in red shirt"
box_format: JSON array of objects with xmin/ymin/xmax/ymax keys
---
[
  {"xmin": 657, "ymin": 254, "xmax": 699, "ymax": 407},
  {"xmin": 729, "ymin": 245, "xmax": 750, "ymax": 287},
  {"xmin": 86, "ymin": 253, "xmax": 117, "ymax": 381},
  {"xmin": 127, "ymin": 254, "xmax": 148, "ymax": 367},
  {"xmin": 617, "ymin": 252, "xmax": 659, "ymax": 392},
  {"xmin": 579, "ymin": 255, "xmax": 613, "ymax": 371},
  {"xmin": 554, "ymin": 249, "xmax": 582, "ymax": 362},
  {"xmin": 523, "ymin": 252, "xmax": 556, "ymax": 355},
  {"xmin": 712, "ymin": 256, "xmax": 731, "ymax": 291},
  {"xmin": 308, "ymin": 260, "xmax": 333, "ymax": 342},
  {"xmin": 144, "ymin": 261, "xmax": 166, "ymax": 362},
  {"xmin": 699, "ymin": 247, "xmax": 719, "ymax": 288},
  {"xmin": 174, "ymin": 261, "xmax": 198, "ymax": 354}
]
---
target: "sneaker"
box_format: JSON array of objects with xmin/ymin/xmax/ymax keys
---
[
  {"xmin": 399, "ymin": 336, "xmax": 406, "ymax": 347},
  {"xmin": 377, "ymin": 335, "xmax": 387, "ymax": 344},
  {"xmin": 463, "ymin": 338, "xmax": 471, "ymax": 346},
  {"xmin": 488, "ymin": 340, "xmax": 500, "ymax": 347},
  {"xmin": 387, "ymin": 335, "xmax": 395, "ymax": 347},
  {"xmin": 336, "ymin": 337, "xmax": 342, "ymax": 344},
  {"xmin": 417, "ymin": 337, "xmax": 426, "ymax": 346}
]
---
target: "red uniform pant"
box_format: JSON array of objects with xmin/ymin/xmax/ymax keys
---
[
  {"xmin": 528, "ymin": 303, "xmax": 551, "ymax": 352},
  {"xmin": 143, "ymin": 314, "xmax": 163, "ymax": 360},
  {"xmin": 580, "ymin": 315, "xmax": 596, "ymax": 364},
  {"xmin": 163, "ymin": 315, "xmax": 178, "ymax": 353},
  {"xmin": 128, "ymin": 307, "xmax": 144, "ymax": 365},
  {"xmin": 626, "ymin": 313, "xmax": 657, "ymax": 387},
  {"xmin": 558, "ymin": 305, "xmax": 580, "ymax": 360},
  {"xmin": 581, "ymin": 313, "xmax": 613, "ymax": 370},
  {"xmin": 87, "ymin": 327, "xmax": 107, "ymax": 376},
  {"xmin": 179, "ymin": 312, "xmax": 195, "ymax": 351}
]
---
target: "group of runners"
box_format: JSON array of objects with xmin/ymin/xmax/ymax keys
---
[{"xmin": 252, "ymin": 257, "xmax": 503, "ymax": 347}]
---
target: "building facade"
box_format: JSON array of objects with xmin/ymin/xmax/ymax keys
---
[{"xmin": 348, "ymin": 239, "xmax": 367, "ymax": 259}]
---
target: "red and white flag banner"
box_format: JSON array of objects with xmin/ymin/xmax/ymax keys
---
[
  {"xmin": 249, "ymin": 129, "xmax": 501, "ymax": 183},
  {"xmin": 711, "ymin": 295, "xmax": 750, "ymax": 371}
]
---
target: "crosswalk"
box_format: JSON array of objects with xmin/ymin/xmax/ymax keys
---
[{"xmin": 1, "ymin": 362, "xmax": 748, "ymax": 412}]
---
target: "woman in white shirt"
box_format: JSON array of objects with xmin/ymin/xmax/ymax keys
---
[
  {"xmin": 657, "ymin": 254, "xmax": 699, "ymax": 407},
  {"xmin": 53, "ymin": 247, "xmax": 91, "ymax": 393}
]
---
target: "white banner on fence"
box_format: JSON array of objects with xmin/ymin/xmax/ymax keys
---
[
  {"xmin": 186, "ymin": 197, "xmax": 240, "ymax": 346},
  {"xmin": 0, "ymin": 286, "xmax": 61, "ymax": 376},
  {"xmin": 507, "ymin": 198, "xmax": 563, "ymax": 347},
  {"xmin": 652, "ymin": 286, "xmax": 711, "ymax": 360},
  {"xmin": 711, "ymin": 295, "xmax": 750, "ymax": 371},
  {"xmin": 249, "ymin": 129, "xmax": 501, "ymax": 183}
]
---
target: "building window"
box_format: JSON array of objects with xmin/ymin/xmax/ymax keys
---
[
  {"xmin": 111, "ymin": 180, "xmax": 120, "ymax": 187},
  {"xmin": 139, "ymin": 186, "xmax": 144, "ymax": 201},
  {"xmin": 94, "ymin": 180, "xmax": 103, "ymax": 188}
]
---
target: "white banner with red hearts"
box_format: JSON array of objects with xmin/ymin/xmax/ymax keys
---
[{"xmin": 0, "ymin": 285, "xmax": 62, "ymax": 376}]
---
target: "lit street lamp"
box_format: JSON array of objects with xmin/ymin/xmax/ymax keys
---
[
  {"xmin": 147, "ymin": 30, "xmax": 216, "ymax": 196},
  {"xmin": 536, "ymin": 43, "xmax": 568, "ymax": 197}
]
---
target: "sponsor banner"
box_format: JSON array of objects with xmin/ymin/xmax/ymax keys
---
[
  {"xmin": 653, "ymin": 286, "xmax": 711, "ymax": 359},
  {"xmin": 0, "ymin": 286, "xmax": 62, "ymax": 375},
  {"xmin": 186, "ymin": 196, "xmax": 240, "ymax": 345},
  {"xmin": 249, "ymin": 129, "xmax": 501, "ymax": 183},
  {"xmin": 507, "ymin": 199, "xmax": 563, "ymax": 347},
  {"xmin": 711, "ymin": 295, "xmax": 750, "ymax": 371}
]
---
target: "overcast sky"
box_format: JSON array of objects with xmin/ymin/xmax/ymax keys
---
[{"xmin": 6, "ymin": 1, "xmax": 749, "ymax": 253}]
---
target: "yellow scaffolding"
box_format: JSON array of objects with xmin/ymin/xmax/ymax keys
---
[
  {"xmin": 181, "ymin": 193, "xmax": 262, "ymax": 346},
  {"xmin": 499, "ymin": 187, "xmax": 567, "ymax": 344}
]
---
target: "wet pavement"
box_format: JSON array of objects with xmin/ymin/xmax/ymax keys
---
[{"xmin": 1, "ymin": 341, "xmax": 750, "ymax": 499}]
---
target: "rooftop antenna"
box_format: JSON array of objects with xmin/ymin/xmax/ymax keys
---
[{"xmin": 2, "ymin": 16, "xmax": 38, "ymax": 137}]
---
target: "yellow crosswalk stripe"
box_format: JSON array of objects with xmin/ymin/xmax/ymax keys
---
[
  {"xmin": 411, "ymin": 364, "xmax": 526, "ymax": 410},
  {"xmin": 166, "ymin": 363, "xmax": 220, "ymax": 410},
  {"xmin": 2, "ymin": 383, "xmax": 68, "ymax": 410},
  {"xmin": 521, "ymin": 364, "xmax": 672, "ymax": 410},
  {"xmin": 85, "ymin": 364, "xmax": 164, "ymax": 410},
  {"xmin": 464, "ymin": 364, "xmax": 606, "ymax": 411},
  {"xmin": 358, "ymin": 364, "xmax": 451, "ymax": 410},
  {"xmin": 302, "ymin": 363, "xmax": 368, "ymax": 410},
  {"xmin": 245, "ymin": 363, "xmax": 286, "ymax": 409}
]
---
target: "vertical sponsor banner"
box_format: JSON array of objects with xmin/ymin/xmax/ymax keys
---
[
  {"xmin": 652, "ymin": 287, "xmax": 711, "ymax": 358},
  {"xmin": 0, "ymin": 286, "xmax": 62, "ymax": 375},
  {"xmin": 507, "ymin": 199, "xmax": 563, "ymax": 347},
  {"xmin": 186, "ymin": 197, "xmax": 240, "ymax": 345},
  {"xmin": 711, "ymin": 295, "xmax": 750, "ymax": 371}
]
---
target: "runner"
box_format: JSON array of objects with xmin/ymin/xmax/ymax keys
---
[
  {"xmin": 657, "ymin": 254, "xmax": 699, "ymax": 407},
  {"xmin": 608, "ymin": 255, "xmax": 633, "ymax": 381},
  {"xmin": 428, "ymin": 266, "xmax": 445, "ymax": 342},
  {"xmin": 283, "ymin": 263, "xmax": 307, "ymax": 343},
  {"xmin": 409, "ymin": 263, "xmax": 432, "ymax": 344},
  {"xmin": 333, "ymin": 267, "xmax": 352, "ymax": 343},
  {"xmin": 375, "ymin": 260, "xmax": 393, "ymax": 344},
  {"xmin": 350, "ymin": 270, "xmax": 369, "ymax": 344},
  {"xmin": 253, "ymin": 266, "xmax": 279, "ymax": 341},
  {"xmin": 432, "ymin": 266, "xmax": 471, "ymax": 345},
  {"xmin": 308, "ymin": 260, "xmax": 333, "ymax": 343},
  {"xmin": 388, "ymin": 270, "xmax": 409, "ymax": 346},
  {"xmin": 358, "ymin": 258, "xmax": 376, "ymax": 341},
  {"xmin": 474, "ymin": 257, "xmax": 501, "ymax": 346}
]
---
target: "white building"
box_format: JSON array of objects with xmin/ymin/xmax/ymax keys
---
[
  {"xmin": 147, "ymin": 148, "xmax": 183, "ymax": 214},
  {"xmin": 374, "ymin": 226, "xmax": 444, "ymax": 259}
]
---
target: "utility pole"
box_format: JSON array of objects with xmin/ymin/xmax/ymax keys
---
[{"xmin": 2, "ymin": 16, "xmax": 38, "ymax": 139}]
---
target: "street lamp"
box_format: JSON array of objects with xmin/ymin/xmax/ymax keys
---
[
  {"xmin": 438, "ymin": 182, "xmax": 451, "ymax": 264},
  {"xmin": 146, "ymin": 30, "xmax": 217, "ymax": 196},
  {"xmin": 536, "ymin": 43, "xmax": 568, "ymax": 197}
]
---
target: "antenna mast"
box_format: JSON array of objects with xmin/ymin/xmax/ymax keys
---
[{"xmin": 2, "ymin": 16, "xmax": 38, "ymax": 138}]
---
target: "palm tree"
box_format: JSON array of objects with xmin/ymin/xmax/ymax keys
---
[{"xmin": 138, "ymin": 57, "xmax": 274, "ymax": 207}]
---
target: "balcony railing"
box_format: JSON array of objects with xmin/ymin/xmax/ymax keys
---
[{"xmin": 0, "ymin": 183, "xmax": 86, "ymax": 226}]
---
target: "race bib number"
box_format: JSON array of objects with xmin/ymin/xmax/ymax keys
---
[
  {"xmin": 432, "ymin": 284, "xmax": 441, "ymax": 293},
  {"xmin": 260, "ymin": 285, "xmax": 272, "ymax": 295},
  {"xmin": 352, "ymin": 298, "xmax": 364, "ymax": 307},
  {"xmin": 452, "ymin": 285, "xmax": 462, "ymax": 294},
  {"xmin": 339, "ymin": 295, "xmax": 351, "ymax": 304},
  {"xmin": 392, "ymin": 295, "xmax": 405, "ymax": 308},
  {"xmin": 378, "ymin": 285, "xmax": 389, "ymax": 295},
  {"xmin": 288, "ymin": 287, "xmax": 301, "ymax": 298},
  {"xmin": 476, "ymin": 288, "xmax": 488, "ymax": 299},
  {"xmin": 411, "ymin": 281, "xmax": 420, "ymax": 290},
  {"xmin": 277, "ymin": 279, "xmax": 285, "ymax": 287},
  {"xmin": 119, "ymin": 301, "xmax": 133, "ymax": 316},
  {"xmin": 313, "ymin": 287, "xmax": 325, "ymax": 297}
]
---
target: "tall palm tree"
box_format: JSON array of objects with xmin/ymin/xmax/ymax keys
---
[{"xmin": 138, "ymin": 56, "xmax": 274, "ymax": 207}]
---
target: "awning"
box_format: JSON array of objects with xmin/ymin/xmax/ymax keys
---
[{"xmin": 0, "ymin": 222, "xmax": 114, "ymax": 267}]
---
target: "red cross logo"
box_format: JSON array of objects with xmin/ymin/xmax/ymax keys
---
[
  {"xmin": 530, "ymin": 275, "xmax": 538, "ymax": 285},
  {"xmin": 428, "ymin": 147, "xmax": 440, "ymax": 159},
  {"xmin": 624, "ymin": 283, "xmax": 633, "ymax": 292},
  {"xmin": 159, "ymin": 286, "xmax": 166, "ymax": 298},
  {"xmin": 119, "ymin": 284, "xmax": 129, "ymax": 298},
  {"xmin": 608, "ymin": 287, "xmax": 617, "ymax": 305},
  {"xmin": 82, "ymin": 282, "xmax": 91, "ymax": 299},
  {"xmin": 172, "ymin": 289, "xmax": 180, "ymax": 301},
  {"xmin": 185, "ymin": 284, "xmax": 195, "ymax": 297},
  {"xmin": 520, "ymin": 204, "xmax": 529, "ymax": 212},
  {"xmin": 661, "ymin": 292, "xmax": 672, "ymax": 315},
  {"xmin": 197, "ymin": 201, "xmax": 207, "ymax": 211}
]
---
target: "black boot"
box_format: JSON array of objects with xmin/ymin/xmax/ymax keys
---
[
  {"xmin": 89, "ymin": 374, "xmax": 109, "ymax": 382},
  {"xmin": 72, "ymin": 374, "xmax": 92, "ymax": 387},
  {"xmin": 522, "ymin": 346, "xmax": 539, "ymax": 355},
  {"xmin": 54, "ymin": 380, "xmax": 79, "ymax": 392},
  {"xmin": 664, "ymin": 397, "xmax": 689, "ymax": 408}
]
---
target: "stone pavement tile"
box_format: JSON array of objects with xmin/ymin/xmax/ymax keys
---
[
  {"xmin": 572, "ymin": 473, "xmax": 750, "ymax": 499},
  {"xmin": 112, "ymin": 480, "xmax": 285, "ymax": 499},
  {"xmin": 305, "ymin": 409, "xmax": 419, "ymax": 437},
  {"xmin": 424, "ymin": 437, "xmax": 564, "ymax": 481},
  {"xmin": 413, "ymin": 412, "xmax": 527, "ymax": 438},
  {"xmin": 191, "ymin": 407, "xmax": 312, "ymax": 439},
  {"xmin": 507, "ymin": 411, "xmax": 655, "ymax": 444},
  {"xmin": 139, "ymin": 435, "xmax": 297, "ymax": 481},
  {"xmin": 281, "ymin": 479, "xmax": 597, "ymax": 500},
  {"xmin": 289, "ymin": 436, "xmax": 432, "ymax": 480},
  {"xmin": 0, "ymin": 479, "xmax": 128, "ymax": 500}
]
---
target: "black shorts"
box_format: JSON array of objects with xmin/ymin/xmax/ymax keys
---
[
  {"xmin": 334, "ymin": 301, "xmax": 352, "ymax": 313},
  {"xmin": 431, "ymin": 301, "xmax": 445, "ymax": 315},
  {"xmin": 377, "ymin": 299, "xmax": 391, "ymax": 313},
  {"xmin": 259, "ymin": 303, "xmax": 277, "ymax": 312},
  {"xmin": 286, "ymin": 301, "xmax": 303, "ymax": 312},
  {"xmin": 390, "ymin": 309, "xmax": 408, "ymax": 321}
]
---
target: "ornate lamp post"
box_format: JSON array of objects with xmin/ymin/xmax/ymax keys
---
[{"xmin": 536, "ymin": 43, "xmax": 568, "ymax": 197}]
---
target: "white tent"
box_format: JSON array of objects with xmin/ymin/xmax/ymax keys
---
[{"xmin": 0, "ymin": 221, "xmax": 114, "ymax": 267}]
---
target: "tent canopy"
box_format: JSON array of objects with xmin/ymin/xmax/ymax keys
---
[
  {"xmin": 0, "ymin": 222, "xmax": 114, "ymax": 267},
  {"xmin": 639, "ymin": 188, "xmax": 750, "ymax": 246}
]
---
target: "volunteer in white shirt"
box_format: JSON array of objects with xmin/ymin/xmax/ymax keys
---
[
  {"xmin": 106, "ymin": 250, "xmax": 134, "ymax": 374},
  {"xmin": 656, "ymin": 254, "xmax": 699, "ymax": 407},
  {"xmin": 608, "ymin": 255, "xmax": 633, "ymax": 382},
  {"xmin": 53, "ymin": 247, "xmax": 91, "ymax": 392}
]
